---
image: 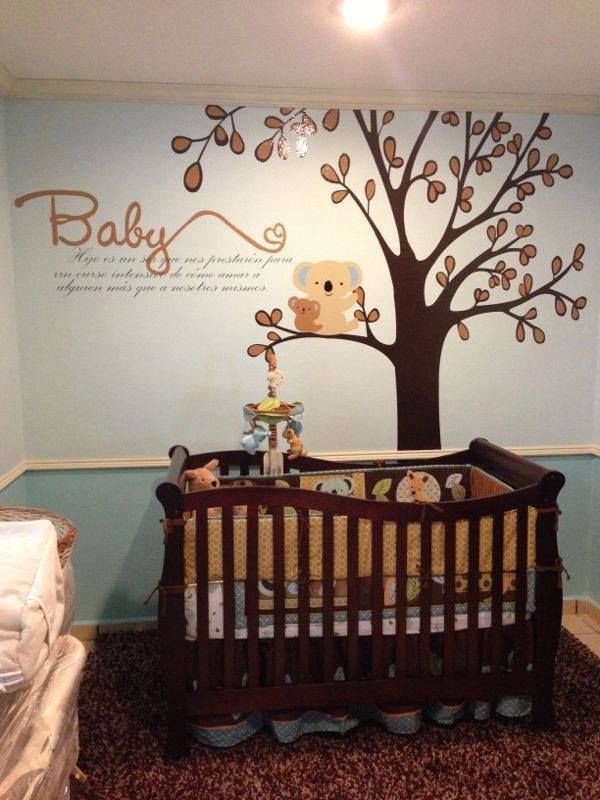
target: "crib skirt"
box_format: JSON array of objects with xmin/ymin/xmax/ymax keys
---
[{"xmin": 185, "ymin": 623, "xmax": 533, "ymax": 746}]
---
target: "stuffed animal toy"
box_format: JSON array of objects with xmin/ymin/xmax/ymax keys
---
[
  {"xmin": 283, "ymin": 427, "xmax": 307, "ymax": 460},
  {"xmin": 183, "ymin": 459, "xmax": 220, "ymax": 491},
  {"xmin": 266, "ymin": 367, "xmax": 284, "ymax": 390}
]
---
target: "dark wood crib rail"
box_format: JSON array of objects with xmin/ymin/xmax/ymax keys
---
[{"xmin": 155, "ymin": 439, "xmax": 565, "ymax": 757}]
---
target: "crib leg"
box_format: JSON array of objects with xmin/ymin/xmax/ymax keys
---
[
  {"xmin": 531, "ymin": 681, "xmax": 555, "ymax": 730},
  {"xmin": 165, "ymin": 712, "xmax": 189, "ymax": 759}
]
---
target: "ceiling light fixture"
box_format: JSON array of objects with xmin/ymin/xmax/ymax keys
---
[{"xmin": 331, "ymin": 0, "xmax": 399, "ymax": 32}]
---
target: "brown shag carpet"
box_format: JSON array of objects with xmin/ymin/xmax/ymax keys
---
[{"xmin": 71, "ymin": 630, "xmax": 600, "ymax": 800}]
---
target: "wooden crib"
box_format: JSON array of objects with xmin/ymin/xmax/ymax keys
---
[{"xmin": 155, "ymin": 438, "xmax": 565, "ymax": 756}]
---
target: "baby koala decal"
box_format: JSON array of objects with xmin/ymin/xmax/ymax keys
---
[
  {"xmin": 293, "ymin": 260, "xmax": 362, "ymax": 335},
  {"xmin": 288, "ymin": 296, "xmax": 322, "ymax": 333}
]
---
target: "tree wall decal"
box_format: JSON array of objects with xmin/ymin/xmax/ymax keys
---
[{"xmin": 171, "ymin": 107, "xmax": 587, "ymax": 450}]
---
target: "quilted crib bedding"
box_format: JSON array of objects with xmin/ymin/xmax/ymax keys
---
[
  {"xmin": 182, "ymin": 463, "xmax": 536, "ymax": 641},
  {"xmin": 184, "ymin": 575, "xmax": 534, "ymax": 640}
]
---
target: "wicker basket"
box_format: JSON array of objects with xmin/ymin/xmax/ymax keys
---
[{"xmin": 0, "ymin": 506, "xmax": 76, "ymax": 568}]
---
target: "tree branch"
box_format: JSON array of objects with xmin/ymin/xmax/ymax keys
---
[
  {"xmin": 342, "ymin": 183, "xmax": 395, "ymax": 262},
  {"xmin": 426, "ymin": 113, "xmax": 503, "ymax": 268},
  {"xmin": 353, "ymin": 109, "xmax": 400, "ymax": 252},
  {"xmin": 265, "ymin": 324, "xmax": 389, "ymax": 355},
  {"xmin": 423, "ymin": 113, "xmax": 549, "ymax": 272},
  {"xmin": 440, "ymin": 238, "xmax": 522, "ymax": 307},
  {"xmin": 453, "ymin": 257, "xmax": 577, "ymax": 322},
  {"xmin": 396, "ymin": 111, "xmax": 439, "ymax": 256}
]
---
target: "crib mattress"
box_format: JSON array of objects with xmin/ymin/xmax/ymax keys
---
[{"xmin": 185, "ymin": 572, "xmax": 534, "ymax": 640}]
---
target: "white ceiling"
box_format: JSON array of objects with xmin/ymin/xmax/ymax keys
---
[{"xmin": 0, "ymin": 0, "xmax": 598, "ymax": 109}]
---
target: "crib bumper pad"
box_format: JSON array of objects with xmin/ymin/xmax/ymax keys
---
[
  {"xmin": 0, "ymin": 520, "xmax": 65, "ymax": 693},
  {"xmin": 184, "ymin": 572, "xmax": 534, "ymax": 640}
]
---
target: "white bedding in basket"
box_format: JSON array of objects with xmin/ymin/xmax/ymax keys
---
[{"xmin": 0, "ymin": 520, "xmax": 65, "ymax": 693}]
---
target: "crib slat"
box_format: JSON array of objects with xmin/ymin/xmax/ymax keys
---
[
  {"xmin": 467, "ymin": 518, "xmax": 479, "ymax": 676},
  {"xmin": 322, "ymin": 513, "xmax": 335, "ymax": 682},
  {"xmin": 491, "ymin": 512, "xmax": 504, "ymax": 674},
  {"xmin": 195, "ymin": 507, "xmax": 210, "ymax": 690},
  {"xmin": 246, "ymin": 504, "xmax": 260, "ymax": 688},
  {"xmin": 443, "ymin": 521, "xmax": 457, "ymax": 677},
  {"xmin": 419, "ymin": 519, "xmax": 432, "ymax": 675},
  {"xmin": 273, "ymin": 506, "xmax": 286, "ymax": 686},
  {"xmin": 371, "ymin": 519, "xmax": 384, "ymax": 680},
  {"xmin": 298, "ymin": 510, "xmax": 311, "ymax": 683},
  {"xmin": 395, "ymin": 522, "xmax": 407, "ymax": 678},
  {"xmin": 514, "ymin": 504, "xmax": 529, "ymax": 673},
  {"xmin": 222, "ymin": 506, "xmax": 235, "ymax": 689},
  {"xmin": 347, "ymin": 517, "xmax": 360, "ymax": 682}
]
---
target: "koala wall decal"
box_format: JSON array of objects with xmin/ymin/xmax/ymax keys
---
[
  {"xmin": 288, "ymin": 296, "xmax": 322, "ymax": 333},
  {"xmin": 293, "ymin": 260, "xmax": 363, "ymax": 335}
]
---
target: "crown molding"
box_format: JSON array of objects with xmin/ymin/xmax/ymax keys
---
[{"xmin": 3, "ymin": 77, "xmax": 599, "ymax": 114}]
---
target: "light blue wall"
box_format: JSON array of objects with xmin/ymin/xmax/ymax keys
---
[
  {"xmin": 0, "ymin": 473, "xmax": 27, "ymax": 506},
  {"xmin": 0, "ymin": 99, "xmax": 597, "ymax": 622},
  {"xmin": 0, "ymin": 98, "xmax": 24, "ymax": 476},
  {"xmin": 0, "ymin": 455, "xmax": 596, "ymax": 624},
  {"xmin": 4, "ymin": 101, "xmax": 599, "ymax": 456}
]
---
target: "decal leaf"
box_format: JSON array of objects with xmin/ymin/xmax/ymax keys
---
[
  {"xmin": 383, "ymin": 136, "xmax": 396, "ymax": 163},
  {"xmin": 247, "ymin": 344, "xmax": 267, "ymax": 357},
  {"xmin": 171, "ymin": 136, "xmax": 192, "ymax": 154},
  {"xmin": 457, "ymin": 322, "xmax": 470, "ymax": 341},
  {"xmin": 205, "ymin": 104, "xmax": 226, "ymax": 120},
  {"xmin": 338, "ymin": 153, "xmax": 350, "ymax": 177},
  {"xmin": 183, "ymin": 162, "xmax": 203, "ymax": 192},
  {"xmin": 321, "ymin": 164, "xmax": 340, "ymax": 183},
  {"xmin": 265, "ymin": 116, "xmax": 284, "ymax": 129},
  {"xmin": 554, "ymin": 296, "xmax": 567, "ymax": 316},
  {"xmin": 365, "ymin": 179, "xmax": 376, "ymax": 201},
  {"xmin": 255, "ymin": 310, "xmax": 272, "ymax": 326},
  {"xmin": 322, "ymin": 108, "xmax": 340, "ymax": 131},
  {"xmin": 230, "ymin": 131, "xmax": 245, "ymax": 154},
  {"xmin": 255, "ymin": 139, "xmax": 274, "ymax": 162},
  {"xmin": 331, "ymin": 189, "xmax": 349, "ymax": 204}
]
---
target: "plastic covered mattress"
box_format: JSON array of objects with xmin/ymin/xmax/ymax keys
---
[{"xmin": 0, "ymin": 635, "xmax": 86, "ymax": 800}]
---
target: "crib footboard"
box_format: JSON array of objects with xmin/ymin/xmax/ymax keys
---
[{"xmin": 156, "ymin": 440, "xmax": 564, "ymax": 754}]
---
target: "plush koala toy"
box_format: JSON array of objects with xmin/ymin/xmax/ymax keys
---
[
  {"xmin": 314, "ymin": 475, "xmax": 356, "ymax": 496},
  {"xmin": 183, "ymin": 459, "xmax": 220, "ymax": 491},
  {"xmin": 288, "ymin": 296, "xmax": 322, "ymax": 333},
  {"xmin": 293, "ymin": 260, "xmax": 362, "ymax": 335}
]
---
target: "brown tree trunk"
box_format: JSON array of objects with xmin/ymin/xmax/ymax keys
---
[
  {"xmin": 391, "ymin": 338, "xmax": 444, "ymax": 450},
  {"xmin": 386, "ymin": 254, "xmax": 449, "ymax": 450}
]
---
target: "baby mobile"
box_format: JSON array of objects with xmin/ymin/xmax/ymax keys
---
[{"xmin": 241, "ymin": 350, "xmax": 306, "ymax": 474}]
